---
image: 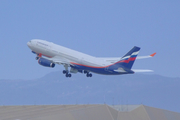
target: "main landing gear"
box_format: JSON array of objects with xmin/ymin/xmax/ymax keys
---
[
  {"xmin": 86, "ymin": 73, "xmax": 92, "ymax": 77},
  {"xmin": 63, "ymin": 70, "xmax": 72, "ymax": 77},
  {"xmin": 62, "ymin": 64, "xmax": 92, "ymax": 78},
  {"xmin": 63, "ymin": 64, "xmax": 72, "ymax": 78},
  {"xmin": 84, "ymin": 70, "xmax": 92, "ymax": 77}
]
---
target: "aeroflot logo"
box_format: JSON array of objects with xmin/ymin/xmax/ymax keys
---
[
  {"xmin": 121, "ymin": 51, "xmax": 139, "ymax": 60},
  {"xmin": 37, "ymin": 42, "xmax": 48, "ymax": 46}
]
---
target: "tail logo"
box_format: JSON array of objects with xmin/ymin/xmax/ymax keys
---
[{"xmin": 120, "ymin": 51, "xmax": 139, "ymax": 63}]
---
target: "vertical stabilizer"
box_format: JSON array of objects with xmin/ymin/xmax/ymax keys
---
[{"xmin": 114, "ymin": 46, "xmax": 140, "ymax": 69}]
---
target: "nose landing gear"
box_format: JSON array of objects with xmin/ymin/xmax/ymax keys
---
[
  {"xmin": 35, "ymin": 53, "xmax": 42, "ymax": 60},
  {"xmin": 35, "ymin": 57, "xmax": 39, "ymax": 60}
]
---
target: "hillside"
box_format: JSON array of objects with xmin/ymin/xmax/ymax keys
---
[{"xmin": 0, "ymin": 71, "xmax": 179, "ymax": 112}]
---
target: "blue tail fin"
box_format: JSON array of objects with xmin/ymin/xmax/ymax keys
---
[{"xmin": 114, "ymin": 46, "xmax": 140, "ymax": 69}]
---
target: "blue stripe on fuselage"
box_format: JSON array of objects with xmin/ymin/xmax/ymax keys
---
[{"xmin": 71, "ymin": 64, "xmax": 134, "ymax": 75}]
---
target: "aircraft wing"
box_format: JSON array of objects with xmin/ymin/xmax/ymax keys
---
[
  {"xmin": 45, "ymin": 56, "xmax": 74, "ymax": 66},
  {"xmin": 136, "ymin": 53, "xmax": 156, "ymax": 59}
]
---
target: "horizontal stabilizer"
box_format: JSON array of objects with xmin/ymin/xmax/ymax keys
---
[{"xmin": 132, "ymin": 69, "xmax": 154, "ymax": 72}]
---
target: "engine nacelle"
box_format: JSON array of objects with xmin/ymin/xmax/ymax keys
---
[{"xmin": 38, "ymin": 58, "xmax": 55, "ymax": 68}]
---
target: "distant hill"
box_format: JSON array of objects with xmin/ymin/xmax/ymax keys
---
[{"xmin": 0, "ymin": 71, "xmax": 179, "ymax": 112}]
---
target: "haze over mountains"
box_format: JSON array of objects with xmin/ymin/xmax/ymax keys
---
[{"xmin": 0, "ymin": 71, "xmax": 179, "ymax": 112}]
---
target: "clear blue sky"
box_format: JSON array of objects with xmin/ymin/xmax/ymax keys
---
[{"xmin": 0, "ymin": 0, "xmax": 180, "ymax": 79}]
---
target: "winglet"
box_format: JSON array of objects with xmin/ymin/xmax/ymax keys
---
[{"xmin": 150, "ymin": 52, "xmax": 156, "ymax": 57}]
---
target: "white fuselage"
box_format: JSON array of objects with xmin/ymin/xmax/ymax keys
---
[{"xmin": 27, "ymin": 39, "xmax": 115, "ymax": 67}]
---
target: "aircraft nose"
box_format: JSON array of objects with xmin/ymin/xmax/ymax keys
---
[{"xmin": 27, "ymin": 41, "xmax": 31, "ymax": 47}]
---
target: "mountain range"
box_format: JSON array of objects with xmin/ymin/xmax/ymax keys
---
[{"xmin": 0, "ymin": 71, "xmax": 179, "ymax": 112}]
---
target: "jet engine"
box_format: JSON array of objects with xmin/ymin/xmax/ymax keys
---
[{"xmin": 38, "ymin": 58, "xmax": 55, "ymax": 68}]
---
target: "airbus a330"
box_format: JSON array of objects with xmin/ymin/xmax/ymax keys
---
[{"xmin": 27, "ymin": 39, "xmax": 156, "ymax": 77}]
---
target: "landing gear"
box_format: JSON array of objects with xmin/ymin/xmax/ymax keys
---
[
  {"xmin": 63, "ymin": 70, "xmax": 67, "ymax": 74},
  {"xmin": 86, "ymin": 73, "xmax": 92, "ymax": 77},
  {"xmin": 84, "ymin": 70, "xmax": 88, "ymax": 74},
  {"xmin": 35, "ymin": 53, "xmax": 42, "ymax": 60},
  {"xmin": 86, "ymin": 72, "xmax": 92, "ymax": 77},
  {"xmin": 65, "ymin": 73, "xmax": 71, "ymax": 77},
  {"xmin": 62, "ymin": 65, "xmax": 92, "ymax": 78},
  {"xmin": 35, "ymin": 56, "xmax": 39, "ymax": 60},
  {"xmin": 83, "ymin": 70, "xmax": 92, "ymax": 77},
  {"xmin": 63, "ymin": 70, "xmax": 72, "ymax": 77},
  {"xmin": 63, "ymin": 64, "xmax": 72, "ymax": 78}
]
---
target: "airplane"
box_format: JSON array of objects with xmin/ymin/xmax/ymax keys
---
[{"xmin": 27, "ymin": 39, "xmax": 156, "ymax": 77}]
